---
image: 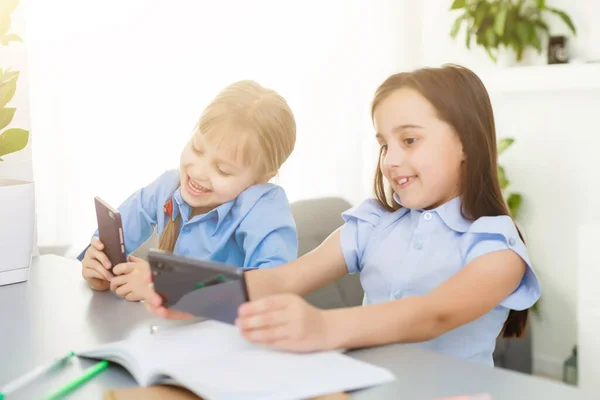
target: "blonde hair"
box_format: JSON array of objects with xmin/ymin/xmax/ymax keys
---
[{"xmin": 159, "ymin": 80, "xmax": 296, "ymax": 252}]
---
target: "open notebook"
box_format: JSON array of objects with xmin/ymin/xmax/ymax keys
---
[{"xmin": 78, "ymin": 320, "xmax": 395, "ymax": 400}]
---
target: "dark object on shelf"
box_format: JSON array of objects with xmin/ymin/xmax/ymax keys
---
[
  {"xmin": 548, "ymin": 35, "xmax": 569, "ymax": 64},
  {"xmin": 562, "ymin": 345, "xmax": 578, "ymax": 386}
]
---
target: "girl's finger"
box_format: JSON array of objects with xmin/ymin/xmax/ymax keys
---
[
  {"xmin": 91, "ymin": 237, "xmax": 104, "ymax": 250},
  {"xmin": 82, "ymin": 268, "xmax": 104, "ymax": 281},
  {"xmin": 112, "ymin": 262, "xmax": 135, "ymax": 275},
  {"xmin": 110, "ymin": 274, "xmax": 129, "ymax": 292},
  {"xmin": 90, "ymin": 247, "xmax": 112, "ymax": 270},
  {"xmin": 243, "ymin": 325, "xmax": 290, "ymax": 345},
  {"xmin": 238, "ymin": 295, "xmax": 289, "ymax": 317},
  {"xmin": 115, "ymin": 283, "xmax": 133, "ymax": 298},
  {"xmin": 84, "ymin": 260, "xmax": 113, "ymax": 281},
  {"xmin": 236, "ymin": 310, "xmax": 288, "ymax": 331}
]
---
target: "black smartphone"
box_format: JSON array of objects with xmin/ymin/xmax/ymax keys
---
[
  {"xmin": 148, "ymin": 249, "xmax": 249, "ymax": 325},
  {"xmin": 94, "ymin": 196, "xmax": 126, "ymax": 273}
]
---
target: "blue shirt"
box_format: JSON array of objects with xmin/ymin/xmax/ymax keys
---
[
  {"xmin": 79, "ymin": 170, "xmax": 298, "ymax": 269},
  {"xmin": 340, "ymin": 195, "xmax": 541, "ymax": 366}
]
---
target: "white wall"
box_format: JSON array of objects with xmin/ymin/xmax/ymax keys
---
[
  {"xmin": 25, "ymin": 0, "xmax": 408, "ymax": 254},
  {"xmin": 578, "ymin": 224, "xmax": 600, "ymax": 392},
  {"xmin": 411, "ymin": 0, "xmax": 600, "ymax": 380},
  {"xmin": 491, "ymin": 86, "xmax": 599, "ymax": 379}
]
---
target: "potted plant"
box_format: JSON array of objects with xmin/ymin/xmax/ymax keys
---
[
  {"xmin": 0, "ymin": 0, "xmax": 34, "ymax": 286},
  {"xmin": 449, "ymin": 0, "xmax": 576, "ymax": 65}
]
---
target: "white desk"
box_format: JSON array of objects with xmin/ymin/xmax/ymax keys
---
[{"xmin": 0, "ymin": 255, "xmax": 593, "ymax": 399}]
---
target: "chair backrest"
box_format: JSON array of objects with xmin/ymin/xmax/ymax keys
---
[
  {"xmin": 290, "ymin": 197, "xmax": 364, "ymax": 309},
  {"xmin": 290, "ymin": 197, "xmax": 352, "ymax": 256},
  {"xmin": 132, "ymin": 196, "xmax": 365, "ymax": 309}
]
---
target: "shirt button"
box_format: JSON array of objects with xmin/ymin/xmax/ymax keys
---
[
  {"xmin": 423, "ymin": 212, "xmax": 432, "ymax": 221},
  {"xmin": 181, "ymin": 226, "xmax": 191, "ymax": 234},
  {"xmin": 508, "ymin": 237, "xmax": 517, "ymax": 246},
  {"xmin": 414, "ymin": 242, "xmax": 423, "ymax": 250}
]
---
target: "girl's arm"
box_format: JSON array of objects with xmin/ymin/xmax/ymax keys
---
[
  {"xmin": 144, "ymin": 227, "xmax": 349, "ymax": 321},
  {"xmin": 245, "ymin": 229, "xmax": 348, "ymax": 300},
  {"xmin": 237, "ymin": 248, "xmax": 527, "ymax": 352},
  {"xmin": 323, "ymin": 249, "xmax": 526, "ymax": 349}
]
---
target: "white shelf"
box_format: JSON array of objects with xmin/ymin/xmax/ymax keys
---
[{"xmin": 474, "ymin": 63, "xmax": 600, "ymax": 94}]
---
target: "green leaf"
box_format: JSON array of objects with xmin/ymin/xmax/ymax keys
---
[
  {"xmin": 1, "ymin": 33, "xmax": 21, "ymax": 45},
  {"xmin": 0, "ymin": 74, "xmax": 17, "ymax": 109},
  {"xmin": 0, "ymin": 128, "xmax": 29, "ymax": 157},
  {"xmin": 450, "ymin": 0, "xmax": 466, "ymax": 10},
  {"xmin": 516, "ymin": 21, "xmax": 529, "ymax": 44},
  {"xmin": 507, "ymin": 193, "xmax": 523, "ymax": 218},
  {"xmin": 0, "ymin": 69, "xmax": 18, "ymax": 84},
  {"xmin": 530, "ymin": 299, "xmax": 540, "ymax": 315},
  {"xmin": 474, "ymin": 2, "xmax": 487, "ymax": 27},
  {"xmin": 536, "ymin": 0, "xmax": 546, "ymax": 8},
  {"xmin": 498, "ymin": 138, "xmax": 514, "ymax": 154},
  {"xmin": 546, "ymin": 8, "xmax": 576, "ymax": 35},
  {"xmin": 484, "ymin": 46, "xmax": 497, "ymax": 63},
  {"xmin": 466, "ymin": 25, "xmax": 474, "ymax": 49},
  {"xmin": 531, "ymin": 29, "xmax": 541, "ymax": 52},
  {"xmin": 534, "ymin": 20, "xmax": 549, "ymax": 32},
  {"xmin": 516, "ymin": 0, "xmax": 525, "ymax": 13},
  {"xmin": 485, "ymin": 28, "xmax": 497, "ymax": 48},
  {"xmin": 0, "ymin": 0, "xmax": 19, "ymax": 16},
  {"xmin": 0, "ymin": 107, "xmax": 15, "ymax": 130},
  {"xmin": 498, "ymin": 165, "xmax": 509, "ymax": 190},
  {"xmin": 494, "ymin": 8, "xmax": 508, "ymax": 36},
  {"xmin": 450, "ymin": 14, "xmax": 466, "ymax": 39}
]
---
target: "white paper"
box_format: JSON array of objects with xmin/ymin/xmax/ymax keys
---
[{"xmin": 79, "ymin": 320, "xmax": 395, "ymax": 399}]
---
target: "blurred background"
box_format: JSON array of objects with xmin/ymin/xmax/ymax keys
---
[{"xmin": 1, "ymin": 0, "xmax": 599, "ymax": 392}]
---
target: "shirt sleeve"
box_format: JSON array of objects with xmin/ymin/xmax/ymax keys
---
[
  {"xmin": 234, "ymin": 185, "xmax": 298, "ymax": 270},
  {"xmin": 77, "ymin": 170, "xmax": 179, "ymax": 261},
  {"xmin": 340, "ymin": 199, "xmax": 386, "ymax": 274},
  {"xmin": 465, "ymin": 215, "xmax": 541, "ymax": 310}
]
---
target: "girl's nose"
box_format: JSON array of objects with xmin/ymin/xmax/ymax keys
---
[{"xmin": 383, "ymin": 145, "xmax": 404, "ymax": 168}]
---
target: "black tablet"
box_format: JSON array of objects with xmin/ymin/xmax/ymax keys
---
[
  {"xmin": 148, "ymin": 249, "xmax": 249, "ymax": 325},
  {"xmin": 94, "ymin": 196, "xmax": 126, "ymax": 274}
]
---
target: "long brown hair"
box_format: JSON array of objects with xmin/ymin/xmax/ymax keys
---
[
  {"xmin": 158, "ymin": 80, "xmax": 296, "ymax": 253},
  {"xmin": 371, "ymin": 64, "xmax": 528, "ymax": 338}
]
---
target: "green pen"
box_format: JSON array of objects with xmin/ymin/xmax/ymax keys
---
[
  {"xmin": 43, "ymin": 360, "xmax": 109, "ymax": 400},
  {"xmin": 0, "ymin": 351, "xmax": 75, "ymax": 399}
]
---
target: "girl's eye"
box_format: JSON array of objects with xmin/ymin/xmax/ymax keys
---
[
  {"xmin": 217, "ymin": 167, "xmax": 231, "ymax": 176},
  {"xmin": 192, "ymin": 146, "xmax": 203, "ymax": 155},
  {"xmin": 404, "ymin": 138, "xmax": 417, "ymax": 145}
]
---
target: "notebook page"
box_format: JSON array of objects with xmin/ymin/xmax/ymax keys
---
[
  {"xmin": 170, "ymin": 347, "xmax": 395, "ymax": 400},
  {"xmin": 80, "ymin": 319, "xmax": 394, "ymax": 397},
  {"xmin": 79, "ymin": 320, "xmax": 254, "ymax": 384}
]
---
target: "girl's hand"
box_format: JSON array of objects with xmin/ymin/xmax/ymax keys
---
[
  {"xmin": 142, "ymin": 267, "xmax": 194, "ymax": 320},
  {"xmin": 235, "ymin": 294, "xmax": 335, "ymax": 352},
  {"xmin": 110, "ymin": 255, "xmax": 153, "ymax": 301},
  {"xmin": 81, "ymin": 237, "xmax": 113, "ymax": 291}
]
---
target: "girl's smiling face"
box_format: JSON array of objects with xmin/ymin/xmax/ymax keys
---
[{"xmin": 374, "ymin": 88, "xmax": 465, "ymax": 210}]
